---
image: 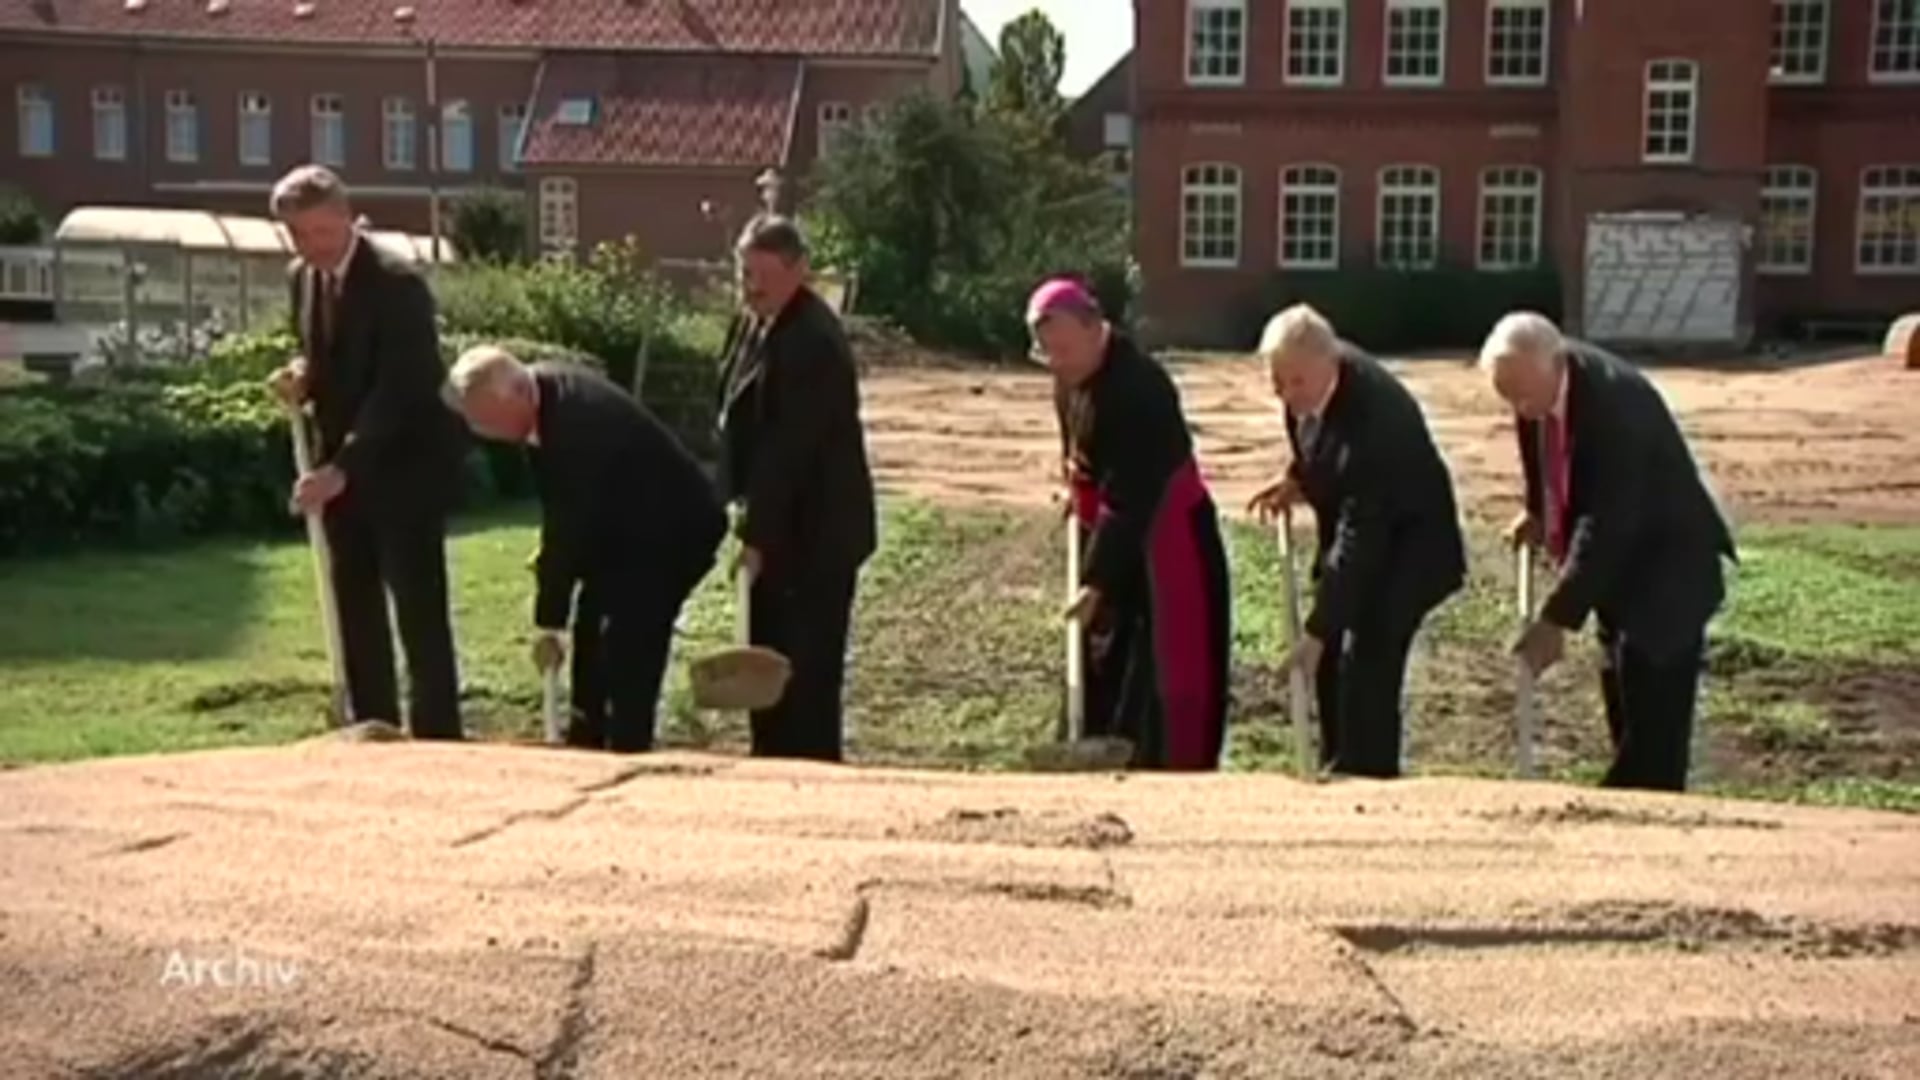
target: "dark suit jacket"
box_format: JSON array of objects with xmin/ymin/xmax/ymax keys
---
[
  {"xmin": 1518, "ymin": 340, "xmax": 1737, "ymax": 656},
  {"xmin": 715, "ymin": 286, "xmax": 878, "ymax": 577},
  {"xmin": 1286, "ymin": 344, "xmax": 1467, "ymax": 641},
  {"xmin": 528, "ymin": 362, "xmax": 727, "ymax": 630},
  {"xmin": 287, "ymin": 235, "xmax": 466, "ymax": 514}
]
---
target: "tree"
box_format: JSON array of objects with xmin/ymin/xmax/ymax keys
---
[
  {"xmin": 0, "ymin": 185, "xmax": 46, "ymax": 245},
  {"xmin": 447, "ymin": 187, "xmax": 528, "ymax": 264},
  {"xmin": 986, "ymin": 10, "xmax": 1067, "ymax": 133}
]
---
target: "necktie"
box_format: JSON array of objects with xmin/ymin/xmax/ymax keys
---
[
  {"xmin": 1542, "ymin": 413, "xmax": 1571, "ymax": 560},
  {"xmin": 1298, "ymin": 413, "xmax": 1322, "ymax": 457}
]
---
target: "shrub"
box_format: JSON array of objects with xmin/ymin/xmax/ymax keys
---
[
  {"xmin": 0, "ymin": 184, "xmax": 44, "ymax": 245},
  {"xmin": 1242, "ymin": 263, "xmax": 1564, "ymax": 354},
  {"xmin": 447, "ymin": 187, "xmax": 529, "ymax": 265}
]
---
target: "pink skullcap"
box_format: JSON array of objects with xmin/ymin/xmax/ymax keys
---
[{"xmin": 1025, "ymin": 278, "xmax": 1099, "ymax": 325}]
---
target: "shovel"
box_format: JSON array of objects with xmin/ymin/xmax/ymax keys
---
[
  {"xmin": 686, "ymin": 556, "xmax": 792, "ymax": 712},
  {"xmin": 1028, "ymin": 498, "xmax": 1134, "ymax": 772},
  {"xmin": 1276, "ymin": 506, "xmax": 1315, "ymax": 779},
  {"xmin": 539, "ymin": 658, "xmax": 563, "ymax": 745},
  {"xmin": 284, "ymin": 399, "xmax": 351, "ymax": 729},
  {"xmin": 1513, "ymin": 542, "xmax": 1539, "ymax": 779}
]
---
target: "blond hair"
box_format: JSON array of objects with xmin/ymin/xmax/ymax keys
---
[{"xmin": 1257, "ymin": 303, "xmax": 1338, "ymax": 363}]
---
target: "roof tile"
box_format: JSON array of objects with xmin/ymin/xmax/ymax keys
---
[
  {"xmin": 519, "ymin": 54, "xmax": 799, "ymax": 169},
  {"xmin": 0, "ymin": 0, "xmax": 942, "ymax": 57}
]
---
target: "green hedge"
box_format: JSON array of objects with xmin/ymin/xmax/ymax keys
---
[{"xmin": 1240, "ymin": 263, "xmax": 1564, "ymax": 354}]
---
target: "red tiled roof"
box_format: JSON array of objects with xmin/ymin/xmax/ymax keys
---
[
  {"xmin": 0, "ymin": 0, "xmax": 942, "ymax": 58},
  {"xmin": 518, "ymin": 55, "xmax": 799, "ymax": 169}
]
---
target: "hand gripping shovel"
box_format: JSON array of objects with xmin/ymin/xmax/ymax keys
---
[
  {"xmin": 1513, "ymin": 543, "xmax": 1540, "ymax": 779},
  {"xmin": 284, "ymin": 399, "xmax": 351, "ymax": 729},
  {"xmin": 1276, "ymin": 507, "xmax": 1316, "ymax": 779}
]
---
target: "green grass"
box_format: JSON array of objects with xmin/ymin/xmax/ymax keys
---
[{"xmin": 1, "ymin": 501, "xmax": 1916, "ymax": 814}]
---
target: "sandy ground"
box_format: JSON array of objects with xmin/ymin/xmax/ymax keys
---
[
  {"xmin": 861, "ymin": 349, "xmax": 1920, "ymax": 527},
  {"xmin": 2, "ymin": 742, "xmax": 1918, "ymax": 1079}
]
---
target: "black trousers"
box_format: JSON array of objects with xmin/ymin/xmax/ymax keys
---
[
  {"xmin": 568, "ymin": 553, "xmax": 715, "ymax": 754},
  {"xmin": 1597, "ymin": 623, "xmax": 1704, "ymax": 792},
  {"xmin": 748, "ymin": 563, "xmax": 860, "ymax": 762},
  {"xmin": 1313, "ymin": 611, "xmax": 1419, "ymax": 779},
  {"xmin": 320, "ymin": 492, "xmax": 461, "ymax": 739}
]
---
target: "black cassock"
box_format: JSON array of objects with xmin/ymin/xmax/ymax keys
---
[{"xmin": 1056, "ymin": 333, "xmax": 1232, "ymax": 770}]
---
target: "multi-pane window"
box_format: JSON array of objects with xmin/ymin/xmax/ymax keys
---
[
  {"xmin": 1771, "ymin": 1, "xmax": 1829, "ymax": 83},
  {"xmin": 1478, "ymin": 167, "xmax": 1542, "ymax": 269},
  {"xmin": 1486, "ymin": 0, "xmax": 1549, "ymax": 85},
  {"xmin": 1181, "ymin": 163, "xmax": 1242, "ymax": 268},
  {"xmin": 1384, "ymin": 0, "xmax": 1446, "ymax": 85},
  {"xmin": 1187, "ymin": 0, "xmax": 1247, "ymax": 85},
  {"xmin": 442, "ymin": 100, "xmax": 474, "ymax": 172},
  {"xmin": 1286, "ymin": 0, "xmax": 1346, "ymax": 85},
  {"xmin": 1856, "ymin": 165, "xmax": 1920, "ymax": 272},
  {"xmin": 165, "ymin": 90, "xmax": 199, "ymax": 163},
  {"xmin": 1279, "ymin": 165, "xmax": 1341, "ymax": 269},
  {"xmin": 383, "ymin": 98, "xmax": 416, "ymax": 170},
  {"xmin": 1871, "ymin": 0, "xmax": 1920, "ymax": 79},
  {"xmin": 499, "ymin": 104, "xmax": 527, "ymax": 171},
  {"xmin": 310, "ymin": 93, "xmax": 345, "ymax": 167},
  {"xmin": 539, "ymin": 176, "xmax": 578, "ymax": 256},
  {"xmin": 239, "ymin": 92, "xmax": 272, "ymax": 166},
  {"xmin": 92, "ymin": 86, "xmax": 127, "ymax": 161},
  {"xmin": 818, "ymin": 101, "xmax": 853, "ymax": 157},
  {"xmin": 17, "ymin": 85, "xmax": 53, "ymax": 157},
  {"xmin": 1376, "ymin": 165, "xmax": 1440, "ymax": 269},
  {"xmin": 1758, "ymin": 165, "xmax": 1817, "ymax": 274},
  {"xmin": 1642, "ymin": 59, "xmax": 1697, "ymax": 164}
]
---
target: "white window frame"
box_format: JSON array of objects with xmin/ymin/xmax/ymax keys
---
[
  {"xmin": 310, "ymin": 93, "xmax": 345, "ymax": 167},
  {"xmin": 817, "ymin": 101, "xmax": 853, "ymax": 158},
  {"xmin": 164, "ymin": 90, "xmax": 198, "ymax": 164},
  {"xmin": 1278, "ymin": 164, "xmax": 1341, "ymax": 270},
  {"xmin": 1383, "ymin": 0, "xmax": 1447, "ymax": 87},
  {"xmin": 1286, "ymin": 0, "xmax": 1347, "ymax": 87},
  {"xmin": 1641, "ymin": 58, "xmax": 1698, "ymax": 165},
  {"xmin": 1854, "ymin": 164, "xmax": 1920, "ymax": 275},
  {"xmin": 17, "ymin": 84, "xmax": 54, "ymax": 158},
  {"xmin": 1376, "ymin": 164, "xmax": 1441, "ymax": 269},
  {"xmin": 1870, "ymin": 0, "xmax": 1920, "ymax": 82},
  {"xmin": 1181, "ymin": 162, "xmax": 1243, "ymax": 269},
  {"xmin": 1476, "ymin": 166, "xmax": 1543, "ymax": 270},
  {"xmin": 238, "ymin": 92, "xmax": 272, "ymax": 166},
  {"xmin": 383, "ymin": 97, "xmax": 416, "ymax": 171},
  {"xmin": 538, "ymin": 175, "xmax": 579, "ymax": 255},
  {"xmin": 441, "ymin": 100, "xmax": 473, "ymax": 173},
  {"xmin": 1186, "ymin": 0, "xmax": 1248, "ymax": 86},
  {"xmin": 1485, "ymin": 0, "xmax": 1550, "ymax": 86},
  {"xmin": 1770, "ymin": 0, "xmax": 1829, "ymax": 84},
  {"xmin": 1758, "ymin": 165, "xmax": 1818, "ymax": 275},
  {"xmin": 498, "ymin": 103, "xmax": 527, "ymax": 172},
  {"xmin": 92, "ymin": 85, "xmax": 127, "ymax": 162}
]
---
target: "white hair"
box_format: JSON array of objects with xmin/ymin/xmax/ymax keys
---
[
  {"xmin": 1256, "ymin": 303, "xmax": 1338, "ymax": 364},
  {"xmin": 448, "ymin": 344, "xmax": 529, "ymax": 400},
  {"xmin": 1478, "ymin": 311, "xmax": 1564, "ymax": 376}
]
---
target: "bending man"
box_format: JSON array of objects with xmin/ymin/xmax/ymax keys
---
[
  {"xmin": 1480, "ymin": 312, "xmax": 1736, "ymax": 792},
  {"xmin": 451, "ymin": 346, "xmax": 726, "ymax": 753},
  {"xmin": 1032, "ymin": 278, "xmax": 1232, "ymax": 770},
  {"xmin": 1248, "ymin": 304, "xmax": 1466, "ymax": 778}
]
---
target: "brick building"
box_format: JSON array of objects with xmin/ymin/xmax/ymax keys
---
[
  {"xmin": 1, "ymin": 0, "xmax": 965, "ymax": 267},
  {"xmin": 1130, "ymin": 0, "xmax": 1920, "ymax": 348}
]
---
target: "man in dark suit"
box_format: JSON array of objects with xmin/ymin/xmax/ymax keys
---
[
  {"xmin": 1481, "ymin": 312, "xmax": 1737, "ymax": 792},
  {"xmin": 267, "ymin": 165, "xmax": 467, "ymax": 740},
  {"xmin": 450, "ymin": 345, "xmax": 727, "ymax": 753},
  {"xmin": 715, "ymin": 216, "xmax": 877, "ymax": 762},
  {"xmin": 1247, "ymin": 304, "xmax": 1466, "ymax": 779}
]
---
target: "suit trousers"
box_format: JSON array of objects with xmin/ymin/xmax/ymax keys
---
[
  {"xmin": 1313, "ymin": 609, "xmax": 1419, "ymax": 779},
  {"xmin": 568, "ymin": 554, "xmax": 714, "ymax": 754},
  {"xmin": 748, "ymin": 563, "xmax": 860, "ymax": 762},
  {"xmin": 320, "ymin": 491, "xmax": 462, "ymax": 739},
  {"xmin": 1596, "ymin": 623, "xmax": 1704, "ymax": 792}
]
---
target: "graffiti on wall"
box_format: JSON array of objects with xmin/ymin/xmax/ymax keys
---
[{"xmin": 1583, "ymin": 214, "xmax": 1743, "ymax": 344}]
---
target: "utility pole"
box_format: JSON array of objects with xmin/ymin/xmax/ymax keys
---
[{"xmin": 393, "ymin": 6, "xmax": 441, "ymax": 268}]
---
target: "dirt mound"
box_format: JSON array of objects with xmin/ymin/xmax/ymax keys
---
[{"xmin": 2, "ymin": 744, "xmax": 1917, "ymax": 1078}]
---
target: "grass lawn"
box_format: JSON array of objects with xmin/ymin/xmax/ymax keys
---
[{"xmin": 1, "ymin": 499, "xmax": 1916, "ymax": 813}]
